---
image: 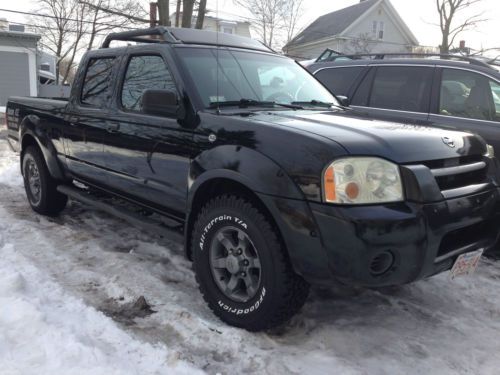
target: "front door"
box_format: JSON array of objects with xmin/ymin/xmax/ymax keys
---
[
  {"xmin": 64, "ymin": 56, "xmax": 117, "ymax": 184},
  {"xmin": 103, "ymin": 53, "xmax": 193, "ymax": 218}
]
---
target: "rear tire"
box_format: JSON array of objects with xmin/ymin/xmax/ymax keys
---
[
  {"xmin": 191, "ymin": 194, "xmax": 309, "ymax": 331},
  {"xmin": 22, "ymin": 146, "xmax": 67, "ymax": 216}
]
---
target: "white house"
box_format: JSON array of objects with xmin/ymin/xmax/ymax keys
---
[
  {"xmin": 283, "ymin": 0, "xmax": 418, "ymax": 59},
  {"xmin": 0, "ymin": 20, "xmax": 39, "ymax": 111},
  {"xmin": 169, "ymin": 12, "xmax": 251, "ymax": 37}
]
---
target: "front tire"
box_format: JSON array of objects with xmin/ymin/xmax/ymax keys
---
[
  {"xmin": 192, "ymin": 194, "xmax": 309, "ymax": 331},
  {"xmin": 22, "ymin": 146, "xmax": 67, "ymax": 216}
]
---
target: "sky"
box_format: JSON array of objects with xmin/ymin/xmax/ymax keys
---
[{"xmin": 1, "ymin": 0, "xmax": 499, "ymax": 52}]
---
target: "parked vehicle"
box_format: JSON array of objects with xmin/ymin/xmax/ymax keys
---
[
  {"xmin": 6, "ymin": 29, "xmax": 500, "ymax": 331},
  {"xmin": 307, "ymin": 53, "xmax": 500, "ymax": 164}
]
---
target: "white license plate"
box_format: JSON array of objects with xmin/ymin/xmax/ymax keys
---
[{"xmin": 449, "ymin": 249, "xmax": 484, "ymax": 279}]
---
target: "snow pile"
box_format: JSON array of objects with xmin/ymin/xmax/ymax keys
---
[{"xmin": 0, "ymin": 241, "xmax": 202, "ymax": 375}]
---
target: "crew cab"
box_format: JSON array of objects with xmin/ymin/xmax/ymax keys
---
[{"xmin": 6, "ymin": 28, "xmax": 500, "ymax": 331}]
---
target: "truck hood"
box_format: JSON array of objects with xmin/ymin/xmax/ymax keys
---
[{"xmin": 254, "ymin": 110, "xmax": 486, "ymax": 164}]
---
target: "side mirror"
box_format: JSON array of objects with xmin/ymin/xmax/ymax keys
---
[
  {"xmin": 337, "ymin": 95, "xmax": 350, "ymax": 107},
  {"xmin": 141, "ymin": 89, "xmax": 179, "ymax": 117}
]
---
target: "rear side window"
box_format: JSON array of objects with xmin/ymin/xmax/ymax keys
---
[
  {"xmin": 439, "ymin": 68, "xmax": 500, "ymax": 122},
  {"xmin": 368, "ymin": 66, "xmax": 433, "ymax": 113},
  {"xmin": 314, "ymin": 67, "xmax": 364, "ymax": 96},
  {"xmin": 121, "ymin": 55, "xmax": 177, "ymax": 112},
  {"xmin": 81, "ymin": 57, "xmax": 115, "ymax": 107}
]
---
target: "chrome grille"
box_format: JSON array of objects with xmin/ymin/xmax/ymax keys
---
[{"xmin": 409, "ymin": 155, "xmax": 490, "ymax": 199}]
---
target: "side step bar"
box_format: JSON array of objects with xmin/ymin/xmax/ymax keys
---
[{"xmin": 57, "ymin": 184, "xmax": 184, "ymax": 244}]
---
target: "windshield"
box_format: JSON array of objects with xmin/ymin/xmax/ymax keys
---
[{"xmin": 176, "ymin": 47, "xmax": 338, "ymax": 108}]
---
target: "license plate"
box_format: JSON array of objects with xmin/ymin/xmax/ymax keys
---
[{"xmin": 449, "ymin": 249, "xmax": 483, "ymax": 279}]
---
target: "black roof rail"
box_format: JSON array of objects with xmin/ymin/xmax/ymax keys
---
[
  {"xmin": 101, "ymin": 27, "xmax": 179, "ymax": 48},
  {"xmin": 100, "ymin": 26, "xmax": 273, "ymax": 53},
  {"xmin": 315, "ymin": 52, "xmax": 494, "ymax": 70}
]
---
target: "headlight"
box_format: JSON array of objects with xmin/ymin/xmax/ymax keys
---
[{"xmin": 323, "ymin": 157, "xmax": 404, "ymax": 204}]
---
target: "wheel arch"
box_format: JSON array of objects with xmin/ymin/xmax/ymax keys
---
[
  {"xmin": 185, "ymin": 172, "xmax": 283, "ymax": 261},
  {"xmin": 19, "ymin": 116, "xmax": 66, "ymax": 181}
]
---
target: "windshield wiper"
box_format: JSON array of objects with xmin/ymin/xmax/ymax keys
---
[
  {"xmin": 209, "ymin": 99, "xmax": 303, "ymax": 110},
  {"xmin": 291, "ymin": 100, "xmax": 335, "ymax": 108}
]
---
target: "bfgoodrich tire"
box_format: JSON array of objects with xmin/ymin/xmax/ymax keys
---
[
  {"xmin": 191, "ymin": 194, "xmax": 309, "ymax": 331},
  {"xmin": 22, "ymin": 146, "xmax": 68, "ymax": 216}
]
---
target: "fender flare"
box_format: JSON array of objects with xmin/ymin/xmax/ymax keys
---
[
  {"xmin": 184, "ymin": 145, "xmax": 307, "ymax": 258},
  {"xmin": 19, "ymin": 115, "xmax": 66, "ymax": 181}
]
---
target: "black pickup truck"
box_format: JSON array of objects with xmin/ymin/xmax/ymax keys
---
[{"xmin": 6, "ymin": 27, "xmax": 500, "ymax": 331}]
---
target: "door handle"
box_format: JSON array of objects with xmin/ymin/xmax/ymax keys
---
[{"xmin": 106, "ymin": 122, "xmax": 120, "ymax": 133}]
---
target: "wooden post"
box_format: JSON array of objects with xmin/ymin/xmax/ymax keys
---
[{"xmin": 149, "ymin": 2, "xmax": 157, "ymax": 27}]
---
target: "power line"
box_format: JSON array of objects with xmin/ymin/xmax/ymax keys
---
[
  {"xmin": 0, "ymin": 7, "xmax": 143, "ymax": 30},
  {"xmin": 7, "ymin": 21, "xmax": 111, "ymax": 36}
]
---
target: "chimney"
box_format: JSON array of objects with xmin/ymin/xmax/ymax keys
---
[{"xmin": 459, "ymin": 40, "xmax": 466, "ymax": 50}]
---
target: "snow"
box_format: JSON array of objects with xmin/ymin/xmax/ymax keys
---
[{"xmin": 0, "ymin": 128, "xmax": 500, "ymax": 374}]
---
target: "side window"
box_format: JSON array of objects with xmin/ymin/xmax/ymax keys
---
[
  {"xmin": 81, "ymin": 57, "xmax": 115, "ymax": 107},
  {"xmin": 351, "ymin": 67, "xmax": 375, "ymax": 107},
  {"xmin": 439, "ymin": 69, "xmax": 499, "ymax": 122},
  {"xmin": 121, "ymin": 55, "xmax": 176, "ymax": 112},
  {"xmin": 314, "ymin": 67, "xmax": 364, "ymax": 96},
  {"xmin": 368, "ymin": 66, "xmax": 433, "ymax": 112}
]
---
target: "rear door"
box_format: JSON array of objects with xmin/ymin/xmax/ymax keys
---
[
  {"xmin": 313, "ymin": 65, "xmax": 367, "ymax": 97},
  {"xmin": 428, "ymin": 67, "xmax": 500, "ymax": 157},
  {"xmin": 64, "ymin": 55, "xmax": 119, "ymax": 184},
  {"xmin": 348, "ymin": 65, "xmax": 434, "ymax": 125},
  {"xmin": 103, "ymin": 49, "xmax": 193, "ymax": 217}
]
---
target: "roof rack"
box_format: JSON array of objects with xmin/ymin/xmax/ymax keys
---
[
  {"xmin": 315, "ymin": 52, "xmax": 494, "ymax": 70},
  {"xmin": 101, "ymin": 27, "xmax": 179, "ymax": 48},
  {"xmin": 100, "ymin": 26, "xmax": 273, "ymax": 53}
]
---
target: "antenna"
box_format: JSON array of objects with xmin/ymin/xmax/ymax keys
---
[{"xmin": 216, "ymin": 0, "xmax": 220, "ymax": 115}]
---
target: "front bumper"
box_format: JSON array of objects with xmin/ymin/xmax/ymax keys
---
[{"xmin": 259, "ymin": 188, "xmax": 500, "ymax": 287}]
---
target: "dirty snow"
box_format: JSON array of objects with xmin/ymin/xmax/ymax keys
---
[{"xmin": 0, "ymin": 128, "xmax": 500, "ymax": 374}]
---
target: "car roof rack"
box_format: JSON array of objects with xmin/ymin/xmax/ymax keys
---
[
  {"xmin": 101, "ymin": 27, "xmax": 179, "ymax": 48},
  {"xmin": 314, "ymin": 52, "xmax": 494, "ymax": 70},
  {"xmin": 101, "ymin": 26, "xmax": 272, "ymax": 52}
]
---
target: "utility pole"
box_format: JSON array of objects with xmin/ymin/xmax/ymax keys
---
[{"xmin": 149, "ymin": 2, "xmax": 157, "ymax": 27}]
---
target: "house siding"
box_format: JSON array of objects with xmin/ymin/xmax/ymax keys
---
[{"xmin": 0, "ymin": 51, "xmax": 30, "ymax": 106}]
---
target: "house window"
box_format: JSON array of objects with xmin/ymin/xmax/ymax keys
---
[
  {"xmin": 223, "ymin": 27, "xmax": 234, "ymax": 34},
  {"xmin": 372, "ymin": 21, "xmax": 384, "ymax": 40},
  {"xmin": 378, "ymin": 21, "xmax": 384, "ymax": 40}
]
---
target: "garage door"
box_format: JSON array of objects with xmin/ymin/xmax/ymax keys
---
[{"xmin": 0, "ymin": 51, "xmax": 30, "ymax": 106}]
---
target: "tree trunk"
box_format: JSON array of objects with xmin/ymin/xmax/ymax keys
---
[
  {"xmin": 157, "ymin": 0, "xmax": 170, "ymax": 26},
  {"xmin": 182, "ymin": 0, "xmax": 194, "ymax": 28},
  {"xmin": 175, "ymin": 0, "xmax": 181, "ymax": 27},
  {"xmin": 195, "ymin": 0, "xmax": 207, "ymax": 29}
]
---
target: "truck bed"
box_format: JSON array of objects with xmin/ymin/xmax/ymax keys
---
[{"xmin": 6, "ymin": 96, "xmax": 68, "ymax": 152}]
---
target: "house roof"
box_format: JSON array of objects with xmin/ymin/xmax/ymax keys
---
[
  {"xmin": 285, "ymin": 0, "xmax": 418, "ymax": 50},
  {"xmin": 286, "ymin": 0, "xmax": 378, "ymax": 48}
]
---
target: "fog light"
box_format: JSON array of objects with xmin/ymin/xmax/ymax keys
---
[{"xmin": 369, "ymin": 251, "xmax": 394, "ymax": 276}]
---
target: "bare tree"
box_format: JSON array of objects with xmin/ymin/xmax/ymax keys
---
[
  {"xmin": 346, "ymin": 33, "xmax": 373, "ymax": 54},
  {"xmin": 157, "ymin": 0, "xmax": 170, "ymax": 26},
  {"xmin": 79, "ymin": 0, "xmax": 149, "ymax": 24},
  {"xmin": 436, "ymin": 0, "xmax": 487, "ymax": 54},
  {"xmin": 234, "ymin": 0, "xmax": 286, "ymax": 48},
  {"xmin": 33, "ymin": 0, "xmax": 88, "ymax": 84},
  {"xmin": 83, "ymin": 0, "xmax": 140, "ymax": 50},
  {"xmin": 281, "ymin": 0, "xmax": 303, "ymax": 49},
  {"xmin": 195, "ymin": 0, "xmax": 207, "ymax": 29},
  {"xmin": 181, "ymin": 0, "xmax": 195, "ymax": 27},
  {"xmin": 175, "ymin": 0, "xmax": 182, "ymax": 27}
]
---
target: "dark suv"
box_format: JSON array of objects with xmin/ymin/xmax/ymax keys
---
[{"xmin": 307, "ymin": 54, "xmax": 500, "ymax": 162}]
